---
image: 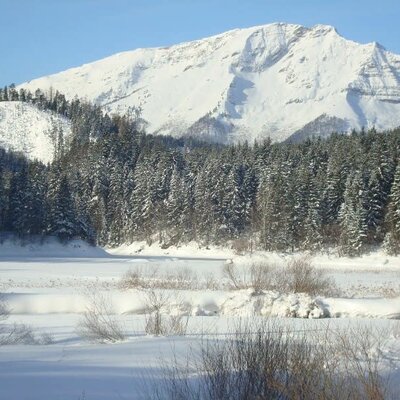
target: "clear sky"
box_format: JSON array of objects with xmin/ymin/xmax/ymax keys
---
[{"xmin": 1, "ymin": 0, "xmax": 400, "ymax": 86}]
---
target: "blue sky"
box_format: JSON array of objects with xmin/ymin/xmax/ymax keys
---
[{"xmin": 1, "ymin": 0, "xmax": 400, "ymax": 86}]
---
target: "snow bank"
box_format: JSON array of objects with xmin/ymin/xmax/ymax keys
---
[
  {"xmin": 0, "ymin": 237, "xmax": 108, "ymax": 258},
  {"xmin": 325, "ymin": 297, "xmax": 400, "ymax": 319},
  {"xmin": 2, "ymin": 246, "xmax": 399, "ymax": 319},
  {"xmin": 4, "ymin": 288, "xmax": 399, "ymax": 320},
  {"xmin": 108, "ymin": 241, "xmax": 232, "ymax": 259},
  {"xmin": 110, "ymin": 241, "xmax": 400, "ymax": 273}
]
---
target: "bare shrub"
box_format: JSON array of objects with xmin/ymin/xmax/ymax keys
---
[
  {"xmin": 0, "ymin": 298, "xmax": 8, "ymax": 343},
  {"xmin": 0, "ymin": 323, "xmax": 51, "ymax": 346},
  {"xmin": 0, "ymin": 297, "xmax": 53, "ymax": 346},
  {"xmin": 232, "ymin": 238, "xmax": 251, "ymax": 255},
  {"xmin": 165, "ymin": 314, "xmax": 190, "ymax": 336},
  {"xmin": 222, "ymin": 262, "xmax": 246, "ymax": 290},
  {"xmin": 333, "ymin": 326, "xmax": 387, "ymax": 400},
  {"xmin": 0, "ymin": 298, "xmax": 9, "ymax": 321},
  {"xmin": 77, "ymin": 292, "xmax": 125, "ymax": 343},
  {"xmin": 249, "ymin": 262, "xmax": 274, "ymax": 293},
  {"xmin": 154, "ymin": 321, "xmax": 388, "ymax": 400},
  {"xmin": 144, "ymin": 290, "xmax": 171, "ymax": 336},
  {"xmin": 204, "ymin": 273, "xmax": 220, "ymax": 291},
  {"xmin": 37, "ymin": 331, "xmax": 55, "ymax": 345},
  {"xmin": 0, "ymin": 323, "xmax": 37, "ymax": 345},
  {"xmin": 282, "ymin": 256, "xmax": 335, "ymax": 296},
  {"xmin": 143, "ymin": 290, "xmax": 190, "ymax": 336},
  {"xmin": 222, "ymin": 261, "xmax": 275, "ymax": 292},
  {"xmin": 0, "ymin": 298, "xmax": 9, "ymax": 335}
]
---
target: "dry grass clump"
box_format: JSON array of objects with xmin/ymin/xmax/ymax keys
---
[
  {"xmin": 119, "ymin": 265, "xmax": 199, "ymax": 291},
  {"xmin": 77, "ymin": 292, "xmax": 125, "ymax": 343},
  {"xmin": 119, "ymin": 266, "xmax": 157, "ymax": 290},
  {"xmin": 154, "ymin": 321, "xmax": 388, "ymax": 400},
  {"xmin": 162, "ymin": 268, "xmax": 199, "ymax": 290},
  {"xmin": 222, "ymin": 257, "xmax": 336, "ymax": 297}
]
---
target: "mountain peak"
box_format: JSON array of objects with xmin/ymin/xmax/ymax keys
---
[
  {"xmin": 19, "ymin": 23, "xmax": 400, "ymax": 145},
  {"xmin": 369, "ymin": 41, "xmax": 386, "ymax": 51},
  {"xmin": 310, "ymin": 24, "xmax": 338, "ymax": 34}
]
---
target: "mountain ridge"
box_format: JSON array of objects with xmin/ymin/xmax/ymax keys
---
[{"xmin": 16, "ymin": 22, "xmax": 400, "ymax": 143}]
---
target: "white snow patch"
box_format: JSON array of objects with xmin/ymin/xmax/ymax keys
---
[{"xmin": 0, "ymin": 102, "xmax": 71, "ymax": 162}]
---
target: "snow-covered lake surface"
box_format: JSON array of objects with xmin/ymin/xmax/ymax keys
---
[{"xmin": 1, "ymin": 239, "xmax": 400, "ymax": 399}]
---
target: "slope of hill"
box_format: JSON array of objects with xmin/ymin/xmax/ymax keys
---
[
  {"xmin": 20, "ymin": 23, "xmax": 400, "ymax": 143},
  {"xmin": 0, "ymin": 101, "xmax": 71, "ymax": 163}
]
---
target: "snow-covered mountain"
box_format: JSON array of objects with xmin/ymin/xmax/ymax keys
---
[
  {"xmin": 0, "ymin": 102, "xmax": 71, "ymax": 163},
  {"xmin": 20, "ymin": 23, "xmax": 400, "ymax": 143}
]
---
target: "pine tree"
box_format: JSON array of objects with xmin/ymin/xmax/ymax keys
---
[
  {"xmin": 25, "ymin": 162, "xmax": 47, "ymax": 235},
  {"xmin": 165, "ymin": 167, "xmax": 184, "ymax": 244},
  {"xmin": 339, "ymin": 172, "xmax": 368, "ymax": 255},
  {"xmin": 384, "ymin": 164, "xmax": 400, "ymax": 254},
  {"xmin": 258, "ymin": 162, "xmax": 294, "ymax": 251},
  {"xmin": 47, "ymin": 175, "xmax": 77, "ymax": 241},
  {"xmin": 367, "ymin": 170, "xmax": 386, "ymax": 241},
  {"xmin": 302, "ymin": 173, "xmax": 323, "ymax": 250},
  {"xmin": 0, "ymin": 166, "xmax": 5, "ymax": 231},
  {"xmin": 223, "ymin": 165, "xmax": 248, "ymax": 238},
  {"xmin": 7, "ymin": 164, "xmax": 32, "ymax": 235},
  {"xmin": 193, "ymin": 165, "xmax": 216, "ymax": 244}
]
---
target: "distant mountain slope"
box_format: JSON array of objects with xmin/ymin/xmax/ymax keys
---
[
  {"xmin": 20, "ymin": 23, "xmax": 400, "ymax": 143},
  {"xmin": 0, "ymin": 102, "xmax": 71, "ymax": 163}
]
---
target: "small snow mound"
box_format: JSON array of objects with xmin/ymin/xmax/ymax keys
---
[
  {"xmin": 325, "ymin": 297, "xmax": 400, "ymax": 319},
  {"xmin": 220, "ymin": 289, "xmax": 328, "ymax": 319}
]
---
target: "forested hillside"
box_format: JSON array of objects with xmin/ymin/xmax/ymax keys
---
[{"xmin": 1, "ymin": 86, "xmax": 400, "ymax": 255}]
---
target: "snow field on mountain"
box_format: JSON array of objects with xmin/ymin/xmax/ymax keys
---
[
  {"xmin": 0, "ymin": 101, "xmax": 71, "ymax": 163},
  {"xmin": 1, "ymin": 241, "xmax": 400, "ymax": 399},
  {"xmin": 3, "ymin": 23, "xmax": 400, "ymax": 164},
  {"xmin": 21, "ymin": 23, "xmax": 400, "ymax": 143}
]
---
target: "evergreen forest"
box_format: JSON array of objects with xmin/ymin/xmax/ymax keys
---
[{"xmin": 1, "ymin": 85, "xmax": 400, "ymax": 256}]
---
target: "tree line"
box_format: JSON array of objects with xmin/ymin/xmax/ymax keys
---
[{"xmin": 1, "ymin": 85, "xmax": 400, "ymax": 255}]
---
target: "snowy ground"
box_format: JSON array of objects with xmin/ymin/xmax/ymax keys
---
[{"xmin": 1, "ymin": 239, "xmax": 400, "ymax": 399}]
